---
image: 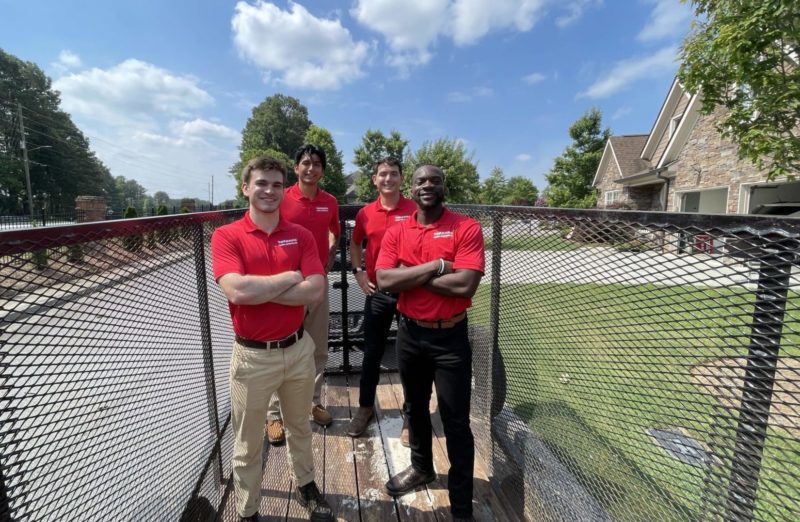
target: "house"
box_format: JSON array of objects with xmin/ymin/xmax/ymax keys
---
[{"xmin": 593, "ymin": 77, "xmax": 800, "ymax": 215}]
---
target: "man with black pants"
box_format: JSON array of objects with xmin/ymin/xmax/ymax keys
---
[
  {"xmin": 346, "ymin": 157, "xmax": 416, "ymax": 438},
  {"xmin": 375, "ymin": 165, "xmax": 484, "ymax": 521}
]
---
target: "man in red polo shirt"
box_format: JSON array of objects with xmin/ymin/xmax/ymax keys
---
[
  {"xmin": 346, "ymin": 157, "xmax": 416, "ymax": 438},
  {"xmin": 211, "ymin": 156, "xmax": 333, "ymax": 521},
  {"xmin": 375, "ymin": 164, "xmax": 484, "ymax": 522},
  {"xmin": 267, "ymin": 144, "xmax": 341, "ymax": 443}
]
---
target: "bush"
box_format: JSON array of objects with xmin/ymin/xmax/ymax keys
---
[
  {"xmin": 122, "ymin": 206, "xmax": 143, "ymax": 252},
  {"xmin": 67, "ymin": 244, "xmax": 84, "ymax": 263},
  {"xmin": 156, "ymin": 204, "xmax": 172, "ymax": 245},
  {"xmin": 32, "ymin": 249, "xmax": 49, "ymax": 270}
]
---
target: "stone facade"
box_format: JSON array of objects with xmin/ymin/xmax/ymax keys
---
[
  {"xmin": 595, "ymin": 154, "xmax": 625, "ymax": 208},
  {"xmin": 668, "ymin": 108, "xmax": 767, "ymax": 213}
]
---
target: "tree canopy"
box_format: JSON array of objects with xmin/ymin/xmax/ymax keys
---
[
  {"xmin": 545, "ymin": 108, "xmax": 610, "ymax": 208},
  {"xmin": 304, "ymin": 125, "xmax": 347, "ymax": 202},
  {"xmin": 239, "ymin": 94, "xmax": 312, "ymax": 159},
  {"xmin": 0, "ymin": 48, "xmax": 115, "ymax": 214},
  {"xmin": 504, "ymin": 176, "xmax": 539, "ymax": 206},
  {"xmin": 405, "ymin": 138, "xmax": 480, "ymax": 204},
  {"xmin": 679, "ymin": 0, "xmax": 800, "ymax": 179},
  {"xmin": 352, "ymin": 129, "xmax": 408, "ymax": 202},
  {"xmin": 479, "ymin": 167, "xmax": 507, "ymax": 204}
]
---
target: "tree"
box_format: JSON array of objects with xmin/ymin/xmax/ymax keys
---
[
  {"xmin": 479, "ymin": 167, "xmax": 507, "ymax": 204},
  {"xmin": 679, "ymin": 0, "xmax": 800, "ymax": 179},
  {"xmin": 405, "ymin": 138, "xmax": 480, "ymax": 204},
  {"xmin": 304, "ymin": 125, "xmax": 347, "ymax": 202},
  {"xmin": 153, "ymin": 191, "xmax": 170, "ymax": 206},
  {"xmin": 239, "ymin": 94, "xmax": 311, "ymax": 160},
  {"xmin": 0, "ymin": 48, "xmax": 114, "ymax": 213},
  {"xmin": 230, "ymin": 148, "xmax": 293, "ymax": 202},
  {"xmin": 352, "ymin": 129, "xmax": 409, "ymax": 202},
  {"xmin": 504, "ymin": 176, "xmax": 539, "ymax": 206},
  {"xmin": 545, "ymin": 108, "xmax": 611, "ymax": 208}
]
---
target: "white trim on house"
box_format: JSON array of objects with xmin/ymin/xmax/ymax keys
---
[
  {"xmin": 604, "ymin": 189, "xmax": 621, "ymax": 206},
  {"xmin": 657, "ymin": 93, "xmax": 702, "ymax": 168},
  {"xmin": 737, "ymin": 178, "xmax": 793, "ymax": 213},
  {"xmin": 641, "ymin": 78, "xmax": 691, "ymax": 161},
  {"xmin": 591, "ymin": 140, "xmax": 621, "ymax": 187}
]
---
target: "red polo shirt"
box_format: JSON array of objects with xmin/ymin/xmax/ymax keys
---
[
  {"xmin": 211, "ymin": 211, "xmax": 324, "ymax": 341},
  {"xmin": 375, "ymin": 207, "xmax": 485, "ymax": 321},
  {"xmin": 281, "ymin": 184, "xmax": 341, "ymax": 266},
  {"xmin": 352, "ymin": 196, "xmax": 417, "ymax": 283}
]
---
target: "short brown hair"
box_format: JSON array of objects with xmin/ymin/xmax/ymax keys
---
[
  {"xmin": 373, "ymin": 156, "xmax": 403, "ymax": 176},
  {"xmin": 242, "ymin": 156, "xmax": 287, "ymax": 183}
]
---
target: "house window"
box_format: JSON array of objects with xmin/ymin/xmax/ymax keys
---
[
  {"xmin": 605, "ymin": 190, "xmax": 621, "ymax": 206},
  {"xmin": 669, "ymin": 113, "xmax": 683, "ymax": 139}
]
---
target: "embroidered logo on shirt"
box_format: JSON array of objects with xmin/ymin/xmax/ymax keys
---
[
  {"xmin": 395, "ymin": 215, "xmax": 410, "ymax": 222},
  {"xmin": 316, "ymin": 207, "xmax": 329, "ymax": 212},
  {"xmin": 277, "ymin": 238, "xmax": 299, "ymax": 247},
  {"xmin": 433, "ymin": 231, "xmax": 453, "ymax": 239}
]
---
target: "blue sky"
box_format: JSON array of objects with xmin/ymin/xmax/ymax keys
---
[{"xmin": 1, "ymin": 0, "xmax": 694, "ymax": 203}]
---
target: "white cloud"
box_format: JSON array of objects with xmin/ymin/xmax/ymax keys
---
[
  {"xmin": 449, "ymin": 0, "xmax": 548, "ymax": 46},
  {"xmin": 515, "ymin": 153, "xmax": 532, "ymax": 161},
  {"xmin": 54, "ymin": 59, "xmax": 213, "ymax": 126},
  {"xmin": 555, "ymin": 0, "xmax": 601, "ymax": 28},
  {"xmin": 351, "ymin": 0, "xmax": 448, "ymax": 70},
  {"xmin": 59, "ymin": 50, "xmax": 82, "ymax": 68},
  {"xmin": 446, "ymin": 86, "xmax": 493, "ymax": 103},
  {"xmin": 172, "ymin": 119, "xmax": 240, "ymax": 141},
  {"xmin": 578, "ymin": 46, "xmax": 678, "ymax": 98},
  {"xmin": 638, "ymin": 0, "xmax": 693, "ymax": 42},
  {"xmin": 52, "ymin": 60, "xmax": 238, "ymax": 201},
  {"xmin": 353, "ymin": 0, "xmax": 549, "ymax": 71},
  {"xmin": 522, "ymin": 72, "xmax": 546, "ymax": 85},
  {"xmin": 232, "ymin": 1, "xmax": 370, "ymax": 90}
]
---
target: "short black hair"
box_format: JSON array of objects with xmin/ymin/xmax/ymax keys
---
[
  {"xmin": 373, "ymin": 156, "xmax": 403, "ymax": 176},
  {"xmin": 242, "ymin": 156, "xmax": 287, "ymax": 183},
  {"xmin": 294, "ymin": 143, "xmax": 327, "ymax": 171}
]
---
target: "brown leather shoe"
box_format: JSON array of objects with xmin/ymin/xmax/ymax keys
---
[
  {"xmin": 266, "ymin": 419, "xmax": 285, "ymax": 446},
  {"xmin": 311, "ymin": 404, "xmax": 333, "ymax": 427},
  {"xmin": 346, "ymin": 407, "xmax": 374, "ymax": 437},
  {"xmin": 400, "ymin": 416, "xmax": 410, "ymax": 447}
]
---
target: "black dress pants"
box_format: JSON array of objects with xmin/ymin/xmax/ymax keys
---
[
  {"xmin": 359, "ymin": 291, "xmax": 398, "ymax": 407},
  {"xmin": 396, "ymin": 316, "xmax": 474, "ymax": 518}
]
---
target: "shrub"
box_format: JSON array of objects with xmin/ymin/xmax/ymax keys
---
[
  {"xmin": 32, "ymin": 249, "xmax": 49, "ymax": 269},
  {"xmin": 122, "ymin": 206, "xmax": 143, "ymax": 252}
]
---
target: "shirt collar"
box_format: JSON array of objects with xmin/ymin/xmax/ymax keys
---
[
  {"xmin": 288, "ymin": 183, "xmax": 321, "ymax": 202},
  {"xmin": 242, "ymin": 210, "xmax": 288, "ymax": 235},
  {"xmin": 372, "ymin": 194, "xmax": 408, "ymax": 213},
  {"xmin": 409, "ymin": 206, "xmax": 451, "ymax": 229}
]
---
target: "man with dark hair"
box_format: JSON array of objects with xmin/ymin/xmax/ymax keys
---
[
  {"xmin": 376, "ymin": 164, "xmax": 484, "ymax": 521},
  {"xmin": 266, "ymin": 144, "xmax": 341, "ymax": 444},
  {"xmin": 211, "ymin": 156, "xmax": 334, "ymax": 521},
  {"xmin": 346, "ymin": 157, "xmax": 416, "ymax": 438}
]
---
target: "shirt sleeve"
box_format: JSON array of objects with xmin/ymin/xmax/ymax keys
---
[
  {"xmin": 328, "ymin": 198, "xmax": 341, "ymax": 238},
  {"xmin": 453, "ymin": 219, "xmax": 485, "ymax": 273},
  {"xmin": 351, "ymin": 208, "xmax": 366, "ymax": 245},
  {"xmin": 298, "ymin": 227, "xmax": 325, "ymax": 277},
  {"xmin": 375, "ymin": 225, "xmax": 400, "ymax": 271},
  {"xmin": 210, "ymin": 227, "xmax": 244, "ymax": 281}
]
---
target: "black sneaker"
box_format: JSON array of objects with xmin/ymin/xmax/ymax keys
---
[
  {"xmin": 296, "ymin": 481, "xmax": 334, "ymax": 521},
  {"xmin": 239, "ymin": 512, "xmax": 259, "ymax": 522}
]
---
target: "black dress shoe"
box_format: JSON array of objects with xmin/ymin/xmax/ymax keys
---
[
  {"xmin": 239, "ymin": 512, "xmax": 259, "ymax": 522},
  {"xmin": 385, "ymin": 465, "xmax": 436, "ymax": 496}
]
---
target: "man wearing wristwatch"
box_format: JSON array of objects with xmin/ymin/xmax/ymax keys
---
[
  {"xmin": 375, "ymin": 164, "xmax": 484, "ymax": 522},
  {"xmin": 346, "ymin": 157, "xmax": 416, "ymax": 439}
]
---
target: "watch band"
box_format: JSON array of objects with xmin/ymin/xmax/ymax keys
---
[{"xmin": 352, "ymin": 266, "xmax": 365, "ymax": 275}]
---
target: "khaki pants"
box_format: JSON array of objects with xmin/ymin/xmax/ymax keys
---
[
  {"xmin": 268, "ymin": 283, "xmax": 330, "ymax": 417},
  {"xmin": 230, "ymin": 334, "xmax": 316, "ymax": 517}
]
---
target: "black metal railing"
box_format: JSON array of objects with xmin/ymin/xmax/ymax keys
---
[{"xmin": 1, "ymin": 206, "xmax": 799, "ymax": 521}]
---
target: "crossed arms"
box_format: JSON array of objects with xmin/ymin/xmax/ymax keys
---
[
  {"xmin": 218, "ymin": 271, "xmax": 325, "ymax": 307},
  {"xmin": 376, "ymin": 260, "xmax": 481, "ymax": 298}
]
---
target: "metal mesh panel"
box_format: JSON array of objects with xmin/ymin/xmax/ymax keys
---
[
  {"xmin": 2, "ymin": 205, "xmax": 799, "ymax": 521},
  {"xmin": 0, "ymin": 211, "xmax": 242, "ymax": 521},
  {"xmin": 452, "ymin": 205, "xmax": 800, "ymax": 522}
]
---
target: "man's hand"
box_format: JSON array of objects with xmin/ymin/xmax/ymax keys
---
[{"xmin": 355, "ymin": 270, "xmax": 376, "ymax": 295}]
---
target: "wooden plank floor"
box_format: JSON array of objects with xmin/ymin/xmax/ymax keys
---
[{"xmin": 221, "ymin": 374, "xmax": 515, "ymax": 521}]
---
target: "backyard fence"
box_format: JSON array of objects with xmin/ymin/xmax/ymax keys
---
[{"xmin": 0, "ymin": 205, "xmax": 798, "ymax": 521}]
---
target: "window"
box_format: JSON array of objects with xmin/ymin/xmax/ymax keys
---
[
  {"xmin": 605, "ymin": 190, "xmax": 620, "ymax": 206},
  {"xmin": 669, "ymin": 113, "xmax": 683, "ymax": 139}
]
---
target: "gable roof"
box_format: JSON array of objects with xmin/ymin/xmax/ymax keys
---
[{"xmin": 592, "ymin": 134, "xmax": 650, "ymax": 186}]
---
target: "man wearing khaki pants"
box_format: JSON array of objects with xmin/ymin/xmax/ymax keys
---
[{"xmin": 211, "ymin": 156, "xmax": 334, "ymax": 521}]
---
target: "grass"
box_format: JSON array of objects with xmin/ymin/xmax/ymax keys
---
[
  {"xmin": 470, "ymin": 281, "xmax": 800, "ymax": 521},
  {"xmin": 485, "ymin": 232, "xmax": 581, "ymax": 252}
]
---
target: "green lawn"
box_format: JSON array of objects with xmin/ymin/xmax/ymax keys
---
[
  {"xmin": 485, "ymin": 232, "xmax": 581, "ymax": 252},
  {"xmin": 471, "ymin": 281, "xmax": 800, "ymax": 521}
]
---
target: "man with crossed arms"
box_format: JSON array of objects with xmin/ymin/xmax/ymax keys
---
[{"xmin": 376, "ymin": 164, "xmax": 484, "ymax": 521}]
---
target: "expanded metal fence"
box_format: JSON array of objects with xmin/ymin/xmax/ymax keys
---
[{"xmin": 1, "ymin": 206, "xmax": 799, "ymax": 521}]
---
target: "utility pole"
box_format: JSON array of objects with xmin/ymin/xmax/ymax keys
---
[
  {"xmin": 211, "ymin": 176, "xmax": 214, "ymax": 206},
  {"xmin": 17, "ymin": 103, "xmax": 34, "ymax": 222}
]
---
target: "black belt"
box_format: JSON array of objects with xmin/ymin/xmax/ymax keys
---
[
  {"xmin": 236, "ymin": 326, "xmax": 304, "ymax": 350},
  {"xmin": 376, "ymin": 289, "xmax": 398, "ymax": 298},
  {"xmin": 402, "ymin": 311, "xmax": 467, "ymax": 329}
]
